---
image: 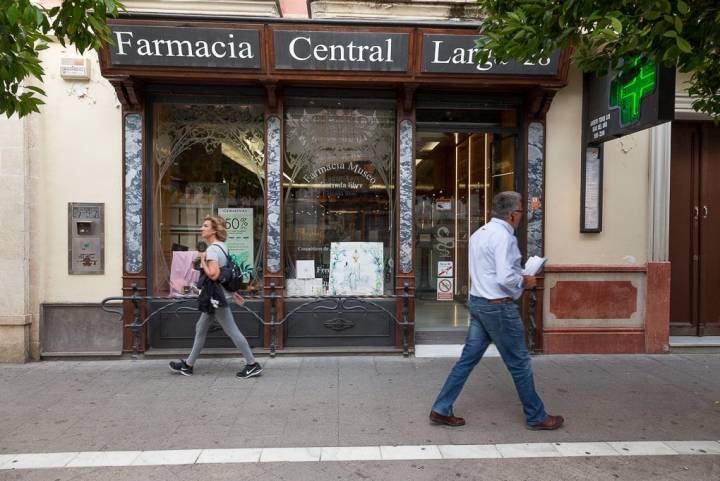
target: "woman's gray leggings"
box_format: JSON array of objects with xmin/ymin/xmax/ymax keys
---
[{"xmin": 187, "ymin": 307, "xmax": 255, "ymax": 366}]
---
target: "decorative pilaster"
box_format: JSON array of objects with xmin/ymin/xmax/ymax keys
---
[
  {"xmin": 395, "ymin": 86, "xmax": 415, "ymax": 350},
  {"xmin": 122, "ymin": 111, "xmax": 147, "ymax": 352},
  {"xmin": 649, "ymin": 123, "xmax": 671, "ymax": 262},
  {"xmin": 0, "ymin": 114, "xmax": 31, "ymax": 362},
  {"xmin": 526, "ymin": 120, "xmax": 546, "ymax": 352},
  {"xmin": 264, "ymin": 110, "xmax": 284, "ymax": 350}
]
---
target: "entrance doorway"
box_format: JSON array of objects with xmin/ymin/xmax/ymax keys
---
[
  {"xmin": 414, "ymin": 130, "xmax": 517, "ymax": 333},
  {"xmin": 669, "ymin": 121, "xmax": 720, "ymax": 336}
]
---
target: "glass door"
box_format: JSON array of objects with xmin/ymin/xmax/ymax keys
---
[{"xmin": 414, "ymin": 130, "xmax": 517, "ymax": 331}]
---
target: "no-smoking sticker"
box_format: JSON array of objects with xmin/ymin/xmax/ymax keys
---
[{"xmin": 436, "ymin": 277, "xmax": 454, "ymax": 301}]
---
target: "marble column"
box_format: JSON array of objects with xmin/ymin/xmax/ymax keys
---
[
  {"xmin": 527, "ymin": 121, "xmax": 545, "ymax": 257},
  {"xmin": 265, "ymin": 115, "xmax": 282, "ymax": 274},
  {"xmin": 123, "ymin": 113, "xmax": 143, "ymax": 274},
  {"xmin": 398, "ymin": 119, "xmax": 414, "ymax": 274}
]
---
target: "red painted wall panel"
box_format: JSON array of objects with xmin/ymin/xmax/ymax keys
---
[{"xmin": 549, "ymin": 281, "xmax": 637, "ymax": 319}]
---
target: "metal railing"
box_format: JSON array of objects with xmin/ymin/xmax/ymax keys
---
[
  {"xmin": 527, "ymin": 289, "xmax": 538, "ymax": 352},
  {"xmin": 101, "ymin": 281, "xmax": 414, "ymax": 358}
]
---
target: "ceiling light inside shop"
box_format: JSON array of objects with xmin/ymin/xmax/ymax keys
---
[
  {"xmin": 420, "ymin": 141, "xmax": 441, "ymax": 152},
  {"xmin": 221, "ymin": 143, "xmax": 264, "ymax": 178}
]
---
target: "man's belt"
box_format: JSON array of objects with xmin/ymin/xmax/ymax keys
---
[{"xmin": 483, "ymin": 297, "xmax": 514, "ymax": 304}]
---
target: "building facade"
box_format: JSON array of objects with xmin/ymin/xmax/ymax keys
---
[{"xmin": 4, "ymin": 0, "xmax": 713, "ymax": 362}]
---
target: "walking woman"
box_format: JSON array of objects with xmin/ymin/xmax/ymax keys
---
[{"xmin": 170, "ymin": 215, "xmax": 263, "ymax": 379}]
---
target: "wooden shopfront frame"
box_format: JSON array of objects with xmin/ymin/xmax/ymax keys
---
[{"xmin": 100, "ymin": 15, "xmax": 570, "ymax": 353}]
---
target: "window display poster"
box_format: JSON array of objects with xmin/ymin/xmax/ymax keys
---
[
  {"xmin": 329, "ymin": 242, "xmax": 384, "ymax": 295},
  {"xmin": 218, "ymin": 208, "xmax": 253, "ymax": 275}
]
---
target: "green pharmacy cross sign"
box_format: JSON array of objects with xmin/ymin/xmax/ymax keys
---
[
  {"xmin": 583, "ymin": 58, "xmax": 674, "ymax": 145},
  {"xmin": 580, "ymin": 58, "xmax": 674, "ymax": 234},
  {"xmin": 609, "ymin": 58, "xmax": 657, "ymax": 127}
]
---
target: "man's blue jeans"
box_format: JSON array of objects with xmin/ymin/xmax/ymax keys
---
[{"xmin": 431, "ymin": 295, "xmax": 547, "ymax": 426}]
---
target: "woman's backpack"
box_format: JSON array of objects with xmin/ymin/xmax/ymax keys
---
[{"xmin": 213, "ymin": 244, "xmax": 246, "ymax": 292}]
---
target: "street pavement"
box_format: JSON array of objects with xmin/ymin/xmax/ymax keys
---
[{"xmin": 1, "ymin": 353, "xmax": 719, "ymax": 480}]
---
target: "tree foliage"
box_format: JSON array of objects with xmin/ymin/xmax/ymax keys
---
[
  {"xmin": 475, "ymin": 0, "xmax": 720, "ymax": 120},
  {"xmin": 0, "ymin": 0, "xmax": 123, "ymax": 118}
]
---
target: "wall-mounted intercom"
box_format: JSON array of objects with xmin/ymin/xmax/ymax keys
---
[{"xmin": 68, "ymin": 203, "xmax": 104, "ymax": 275}]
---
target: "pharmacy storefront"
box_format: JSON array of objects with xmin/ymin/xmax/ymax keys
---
[{"xmin": 99, "ymin": 16, "xmax": 569, "ymax": 353}]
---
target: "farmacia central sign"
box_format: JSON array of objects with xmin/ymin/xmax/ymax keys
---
[
  {"xmin": 107, "ymin": 24, "xmax": 561, "ymax": 76},
  {"xmin": 109, "ymin": 25, "xmax": 261, "ymax": 69}
]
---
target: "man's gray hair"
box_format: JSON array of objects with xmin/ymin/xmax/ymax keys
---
[{"xmin": 491, "ymin": 191, "xmax": 522, "ymax": 219}]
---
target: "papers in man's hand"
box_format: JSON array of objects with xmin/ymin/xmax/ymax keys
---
[{"xmin": 523, "ymin": 256, "xmax": 547, "ymax": 276}]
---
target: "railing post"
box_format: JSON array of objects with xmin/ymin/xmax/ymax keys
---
[
  {"xmin": 130, "ymin": 283, "xmax": 142, "ymax": 358},
  {"xmin": 269, "ymin": 281, "xmax": 277, "ymax": 358},
  {"xmin": 402, "ymin": 281, "xmax": 409, "ymax": 357},
  {"xmin": 527, "ymin": 289, "xmax": 537, "ymax": 352}
]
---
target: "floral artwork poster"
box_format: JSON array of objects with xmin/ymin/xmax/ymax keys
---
[{"xmin": 328, "ymin": 242, "xmax": 384, "ymax": 296}]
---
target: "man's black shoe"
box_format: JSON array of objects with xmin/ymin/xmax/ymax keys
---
[{"xmin": 169, "ymin": 359, "xmax": 193, "ymax": 376}]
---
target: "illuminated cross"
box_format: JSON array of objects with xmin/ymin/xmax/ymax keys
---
[{"xmin": 609, "ymin": 57, "xmax": 657, "ymax": 126}]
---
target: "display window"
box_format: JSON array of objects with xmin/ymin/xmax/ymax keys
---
[
  {"xmin": 150, "ymin": 101, "xmax": 265, "ymax": 296},
  {"xmin": 283, "ymin": 96, "xmax": 396, "ymax": 296}
]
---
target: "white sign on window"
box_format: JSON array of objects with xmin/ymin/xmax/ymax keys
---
[{"xmin": 296, "ymin": 260, "xmax": 315, "ymax": 279}]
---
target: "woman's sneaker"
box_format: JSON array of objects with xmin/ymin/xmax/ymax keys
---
[
  {"xmin": 169, "ymin": 359, "xmax": 193, "ymax": 376},
  {"xmin": 236, "ymin": 363, "xmax": 263, "ymax": 379}
]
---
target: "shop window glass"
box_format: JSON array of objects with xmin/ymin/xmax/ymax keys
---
[
  {"xmin": 283, "ymin": 100, "xmax": 396, "ymax": 296},
  {"xmin": 414, "ymin": 129, "xmax": 517, "ymax": 329},
  {"xmin": 151, "ymin": 102, "xmax": 265, "ymax": 296}
]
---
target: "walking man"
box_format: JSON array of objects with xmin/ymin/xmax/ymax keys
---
[{"xmin": 429, "ymin": 191, "xmax": 563, "ymax": 430}]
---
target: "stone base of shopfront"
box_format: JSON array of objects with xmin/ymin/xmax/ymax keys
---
[
  {"xmin": 542, "ymin": 263, "xmax": 670, "ymax": 354},
  {"xmin": 40, "ymin": 304, "xmax": 123, "ymax": 356}
]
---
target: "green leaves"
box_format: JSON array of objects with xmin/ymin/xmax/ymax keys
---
[
  {"xmin": 475, "ymin": 0, "xmax": 719, "ymax": 120},
  {"xmin": 1, "ymin": 0, "xmax": 125, "ymax": 118},
  {"xmin": 676, "ymin": 35, "xmax": 692, "ymax": 53},
  {"xmin": 6, "ymin": 3, "xmax": 19, "ymax": 24}
]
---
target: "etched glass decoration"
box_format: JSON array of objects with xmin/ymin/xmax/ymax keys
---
[{"xmin": 283, "ymin": 98, "xmax": 396, "ymax": 295}]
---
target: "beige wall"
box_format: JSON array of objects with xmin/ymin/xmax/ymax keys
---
[
  {"xmin": 545, "ymin": 67, "xmax": 650, "ymax": 265},
  {"xmin": 34, "ymin": 45, "xmax": 123, "ymax": 305}
]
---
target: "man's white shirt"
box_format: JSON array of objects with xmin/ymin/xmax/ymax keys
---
[{"xmin": 468, "ymin": 218, "xmax": 524, "ymax": 300}]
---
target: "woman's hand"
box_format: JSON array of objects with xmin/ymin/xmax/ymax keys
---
[{"xmin": 232, "ymin": 292, "xmax": 245, "ymax": 305}]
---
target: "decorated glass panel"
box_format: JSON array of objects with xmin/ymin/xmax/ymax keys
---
[
  {"xmin": 151, "ymin": 102, "xmax": 265, "ymax": 296},
  {"xmin": 283, "ymin": 98, "xmax": 396, "ymax": 296}
]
